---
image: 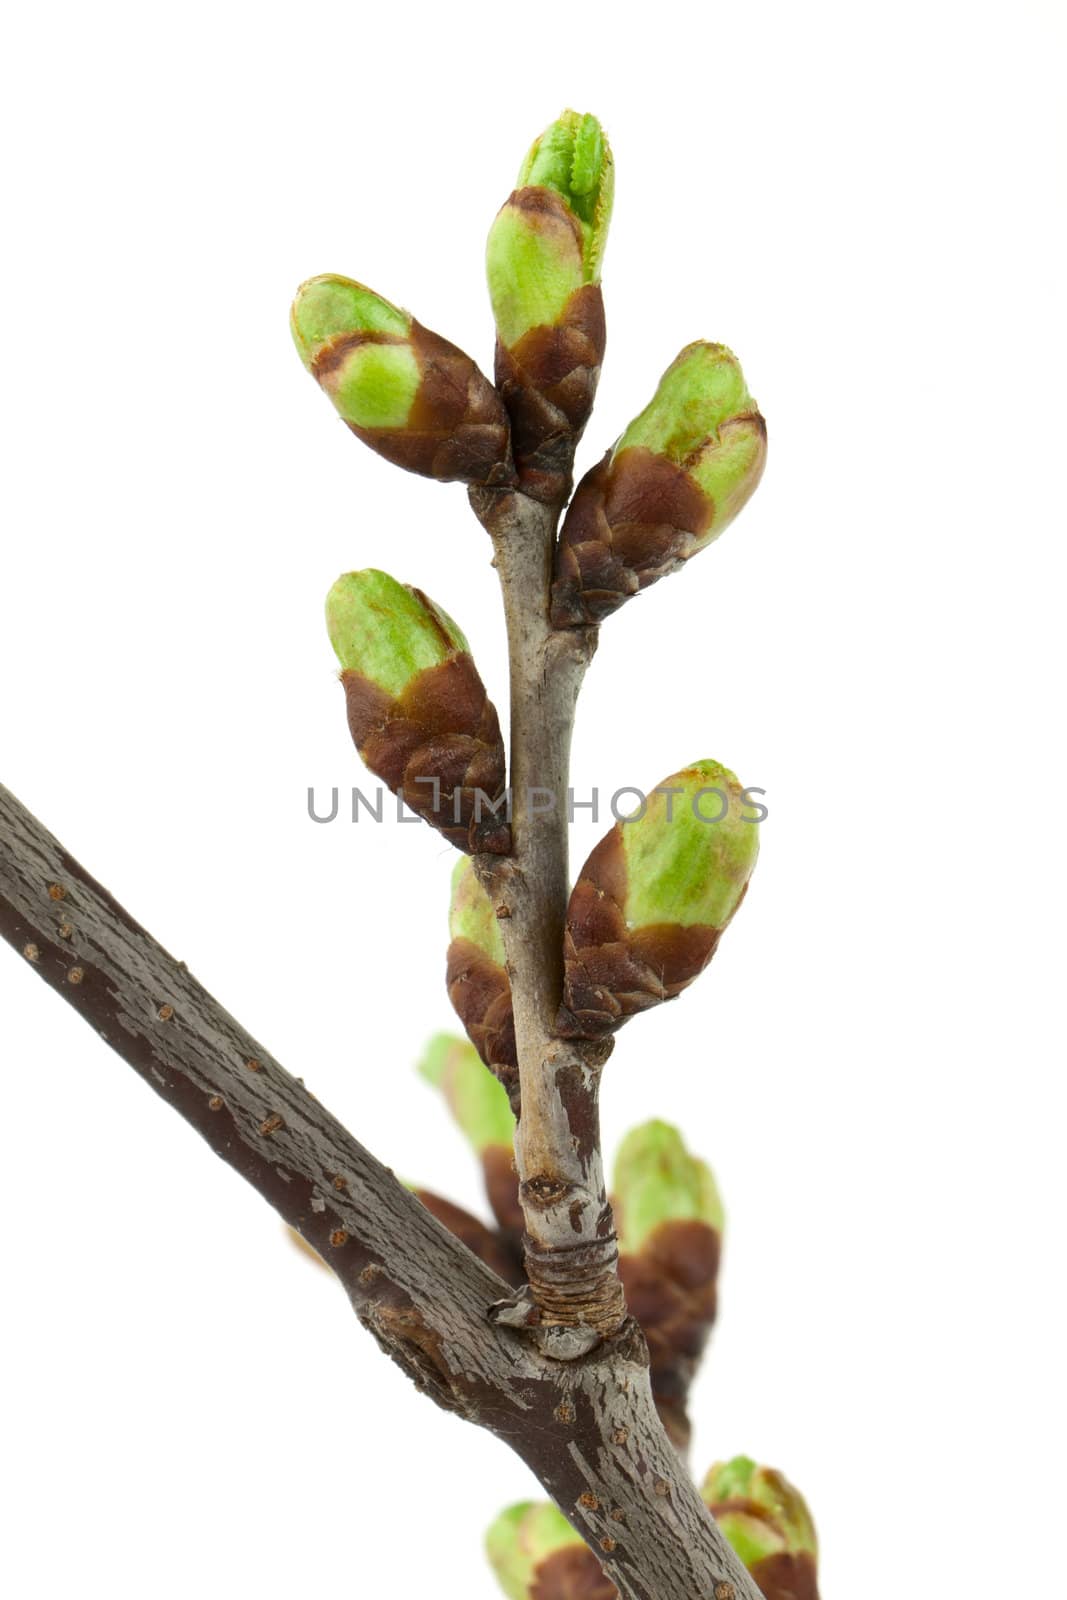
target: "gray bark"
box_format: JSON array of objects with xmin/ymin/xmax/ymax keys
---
[
  {"xmin": 0, "ymin": 780, "xmax": 761, "ymax": 1600},
  {"xmin": 470, "ymin": 486, "xmax": 626, "ymax": 1351}
]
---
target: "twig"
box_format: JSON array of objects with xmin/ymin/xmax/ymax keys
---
[{"xmin": 470, "ymin": 485, "xmax": 626, "ymax": 1352}]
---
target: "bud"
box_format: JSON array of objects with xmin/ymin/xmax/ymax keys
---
[
  {"xmin": 417, "ymin": 1033, "xmax": 522, "ymax": 1236},
  {"xmin": 487, "ymin": 111, "xmax": 613, "ymax": 500},
  {"xmin": 326, "ymin": 569, "xmax": 508, "ymax": 853},
  {"xmin": 417, "ymin": 1032, "xmax": 515, "ymax": 1152},
  {"xmin": 486, "ymin": 1502, "xmax": 614, "ymax": 1600},
  {"xmin": 558, "ymin": 761, "xmax": 759, "ymax": 1038},
  {"xmin": 292, "ymin": 274, "xmax": 515, "ymax": 487},
  {"xmin": 614, "ymin": 1120, "xmax": 724, "ymax": 1251},
  {"xmin": 550, "ymin": 342, "xmax": 766, "ymax": 625},
  {"xmin": 414, "ymin": 1188, "xmax": 523, "ymax": 1286},
  {"xmin": 446, "ymin": 860, "xmax": 519, "ymax": 1106},
  {"xmin": 613, "ymin": 1120, "xmax": 723, "ymax": 1448},
  {"xmin": 702, "ymin": 1458, "xmax": 820, "ymax": 1600}
]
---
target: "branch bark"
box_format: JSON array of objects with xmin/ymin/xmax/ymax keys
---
[
  {"xmin": 0, "ymin": 781, "xmax": 761, "ymax": 1600},
  {"xmin": 470, "ymin": 486, "xmax": 626, "ymax": 1353}
]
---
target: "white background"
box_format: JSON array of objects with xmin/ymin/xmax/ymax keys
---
[{"xmin": 1, "ymin": 3, "xmax": 1064, "ymax": 1596}]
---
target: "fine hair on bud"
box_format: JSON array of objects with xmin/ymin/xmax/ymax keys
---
[{"xmin": 326, "ymin": 570, "xmax": 509, "ymax": 853}]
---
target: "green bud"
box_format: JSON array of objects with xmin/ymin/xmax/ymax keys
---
[
  {"xmin": 291, "ymin": 275, "xmax": 411, "ymax": 361},
  {"xmin": 325, "ymin": 569, "xmax": 467, "ymax": 698},
  {"xmin": 517, "ymin": 110, "xmax": 614, "ymax": 269},
  {"xmin": 449, "ymin": 857, "xmax": 506, "ymax": 963},
  {"xmin": 559, "ymin": 760, "xmax": 760, "ymax": 1039},
  {"xmin": 713, "ymin": 1509, "xmax": 785, "ymax": 1571},
  {"xmin": 613, "ymin": 1120, "xmax": 723, "ymax": 1253},
  {"xmin": 417, "ymin": 1032, "xmax": 515, "ymax": 1153},
  {"xmin": 418, "ymin": 1031, "xmax": 520, "ymax": 1233},
  {"xmin": 487, "ymin": 112, "xmax": 612, "ymax": 498},
  {"xmin": 291, "ymin": 273, "xmax": 514, "ymax": 486},
  {"xmin": 446, "ymin": 861, "xmax": 518, "ymax": 1101},
  {"xmin": 703, "ymin": 1458, "xmax": 819, "ymax": 1587},
  {"xmin": 618, "ymin": 342, "xmax": 752, "ymax": 458},
  {"xmin": 485, "ymin": 1501, "xmax": 582, "ymax": 1600},
  {"xmin": 550, "ymin": 342, "xmax": 767, "ymax": 627},
  {"xmin": 416, "ymin": 1031, "xmax": 466, "ymax": 1091},
  {"xmin": 325, "ymin": 570, "xmax": 507, "ymax": 854},
  {"xmin": 487, "ymin": 205, "xmax": 584, "ymax": 353},
  {"xmin": 291, "ymin": 277, "xmax": 419, "ymax": 428},
  {"xmin": 612, "ymin": 1120, "xmax": 725, "ymax": 1450},
  {"xmin": 617, "ymin": 342, "xmax": 766, "ymax": 548},
  {"xmin": 488, "ymin": 110, "xmax": 613, "ymax": 349},
  {"xmin": 623, "ymin": 761, "xmax": 759, "ymax": 932}
]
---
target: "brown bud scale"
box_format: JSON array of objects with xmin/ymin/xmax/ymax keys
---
[
  {"xmin": 313, "ymin": 320, "xmax": 516, "ymax": 487},
  {"xmin": 414, "ymin": 1189, "xmax": 524, "ymax": 1286},
  {"xmin": 617, "ymin": 1219, "xmax": 720, "ymax": 1451},
  {"xmin": 557, "ymin": 829, "xmax": 721, "ymax": 1039},
  {"xmin": 481, "ymin": 1144, "xmax": 524, "ymax": 1237},
  {"xmin": 531, "ymin": 1544, "xmax": 618, "ymax": 1600},
  {"xmin": 342, "ymin": 653, "xmax": 508, "ymax": 854},
  {"xmin": 445, "ymin": 937, "xmax": 518, "ymax": 1105},
  {"xmin": 550, "ymin": 423, "xmax": 765, "ymax": 626},
  {"xmin": 495, "ymin": 193, "xmax": 606, "ymax": 503},
  {"xmin": 748, "ymin": 1552, "xmax": 820, "ymax": 1600}
]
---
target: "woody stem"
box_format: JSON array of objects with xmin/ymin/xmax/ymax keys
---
[
  {"xmin": 470, "ymin": 486, "xmax": 626, "ymax": 1349},
  {"xmin": 0, "ymin": 763, "xmax": 758, "ymax": 1600}
]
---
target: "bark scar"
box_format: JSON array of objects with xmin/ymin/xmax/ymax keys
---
[{"xmin": 358, "ymin": 1301, "xmax": 467, "ymax": 1416}]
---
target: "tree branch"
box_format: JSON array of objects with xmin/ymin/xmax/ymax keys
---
[
  {"xmin": 0, "ymin": 780, "xmax": 761, "ymax": 1600},
  {"xmin": 470, "ymin": 486, "xmax": 626, "ymax": 1352},
  {"xmin": 0, "ymin": 782, "xmax": 515, "ymax": 1409}
]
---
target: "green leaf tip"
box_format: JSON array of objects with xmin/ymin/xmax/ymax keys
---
[
  {"xmin": 486, "ymin": 1501, "xmax": 581, "ymax": 1600},
  {"xmin": 487, "ymin": 110, "xmax": 613, "ymax": 350},
  {"xmin": 324, "ymin": 569, "xmax": 468, "ymax": 698},
  {"xmin": 416, "ymin": 1032, "xmax": 515, "ymax": 1152},
  {"xmin": 621, "ymin": 760, "xmax": 760, "ymax": 932},
  {"xmin": 613, "ymin": 1120, "xmax": 724, "ymax": 1252},
  {"xmin": 517, "ymin": 109, "xmax": 614, "ymax": 270}
]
